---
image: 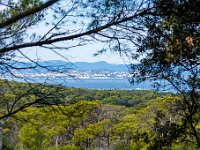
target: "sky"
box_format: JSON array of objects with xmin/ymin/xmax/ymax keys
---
[
  {"xmin": 14, "ymin": 2, "xmax": 139, "ymax": 65},
  {"xmin": 2, "ymin": 1, "xmax": 139, "ymax": 65},
  {"xmin": 17, "ymin": 26, "xmax": 135, "ymax": 65},
  {"xmin": 17, "ymin": 42, "xmax": 136, "ymax": 65},
  {"xmin": 16, "ymin": 24, "xmax": 137, "ymax": 65}
]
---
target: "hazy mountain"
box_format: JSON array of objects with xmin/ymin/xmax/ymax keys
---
[
  {"xmin": 73, "ymin": 61, "xmax": 129, "ymax": 71},
  {"xmin": 8, "ymin": 60, "xmax": 130, "ymax": 72}
]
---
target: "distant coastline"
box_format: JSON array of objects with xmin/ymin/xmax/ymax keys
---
[
  {"xmin": 3, "ymin": 61, "xmax": 172, "ymax": 91},
  {"xmin": 14, "ymin": 70, "xmax": 132, "ymax": 79}
]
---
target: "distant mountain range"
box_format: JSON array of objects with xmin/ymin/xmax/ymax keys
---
[
  {"xmin": 72, "ymin": 61, "xmax": 129, "ymax": 71},
  {"xmin": 8, "ymin": 60, "xmax": 130, "ymax": 72}
]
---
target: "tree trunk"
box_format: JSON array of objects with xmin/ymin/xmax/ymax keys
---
[
  {"xmin": 0, "ymin": 126, "xmax": 3, "ymax": 150},
  {"xmin": 55, "ymin": 136, "xmax": 58, "ymax": 148}
]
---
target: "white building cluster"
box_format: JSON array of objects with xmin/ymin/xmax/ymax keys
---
[{"xmin": 14, "ymin": 70, "xmax": 132, "ymax": 79}]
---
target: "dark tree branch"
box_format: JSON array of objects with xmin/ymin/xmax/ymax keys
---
[
  {"xmin": 0, "ymin": 0, "xmax": 59, "ymax": 28},
  {"xmin": 0, "ymin": 8, "xmax": 151, "ymax": 53}
]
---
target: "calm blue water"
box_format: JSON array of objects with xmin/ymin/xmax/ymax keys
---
[
  {"xmin": 15, "ymin": 76, "xmax": 172, "ymax": 91},
  {"xmin": 64, "ymin": 78, "xmax": 150, "ymax": 90}
]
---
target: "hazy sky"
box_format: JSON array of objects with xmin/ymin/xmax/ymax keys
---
[
  {"xmin": 18, "ymin": 28, "xmax": 135, "ymax": 64},
  {"xmin": 17, "ymin": 42, "xmax": 136, "ymax": 64},
  {"xmin": 9, "ymin": 2, "xmax": 138, "ymax": 65}
]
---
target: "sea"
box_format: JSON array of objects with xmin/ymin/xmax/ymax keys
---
[{"xmin": 12, "ymin": 76, "xmax": 172, "ymax": 91}]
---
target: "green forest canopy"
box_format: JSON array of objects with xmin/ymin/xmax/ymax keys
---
[
  {"xmin": 0, "ymin": 80, "xmax": 198, "ymax": 150},
  {"xmin": 0, "ymin": 0, "xmax": 200, "ymax": 149}
]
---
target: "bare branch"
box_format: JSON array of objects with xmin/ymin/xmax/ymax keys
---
[
  {"xmin": 0, "ymin": 8, "xmax": 151, "ymax": 53},
  {"xmin": 0, "ymin": 0, "xmax": 59, "ymax": 28}
]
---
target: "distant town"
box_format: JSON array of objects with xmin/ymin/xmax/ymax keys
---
[{"xmin": 15, "ymin": 70, "xmax": 132, "ymax": 79}]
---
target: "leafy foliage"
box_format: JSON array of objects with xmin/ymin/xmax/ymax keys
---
[{"xmin": 0, "ymin": 80, "xmax": 198, "ymax": 150}]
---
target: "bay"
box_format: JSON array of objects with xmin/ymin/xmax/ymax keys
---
[{"xmin": 16, "ymin": 76, "xmax": 171, "ymax": 91}]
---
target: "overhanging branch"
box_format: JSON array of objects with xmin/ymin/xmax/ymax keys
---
[
  {"xmin": 0, "ymin": 0, "xmax": 59, "ymax": 28},
  {"xmin": 0, "ymin": 8, "xmax": 150, "ymax": 53}
]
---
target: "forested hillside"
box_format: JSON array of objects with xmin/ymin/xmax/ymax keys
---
[
  {"xmin": 1, "ymin": 0, "xmax": 200, "ymax": 149},
  {"xmin": 0, "ymin": 80, "xmax": 197, "ymax": 150}
]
